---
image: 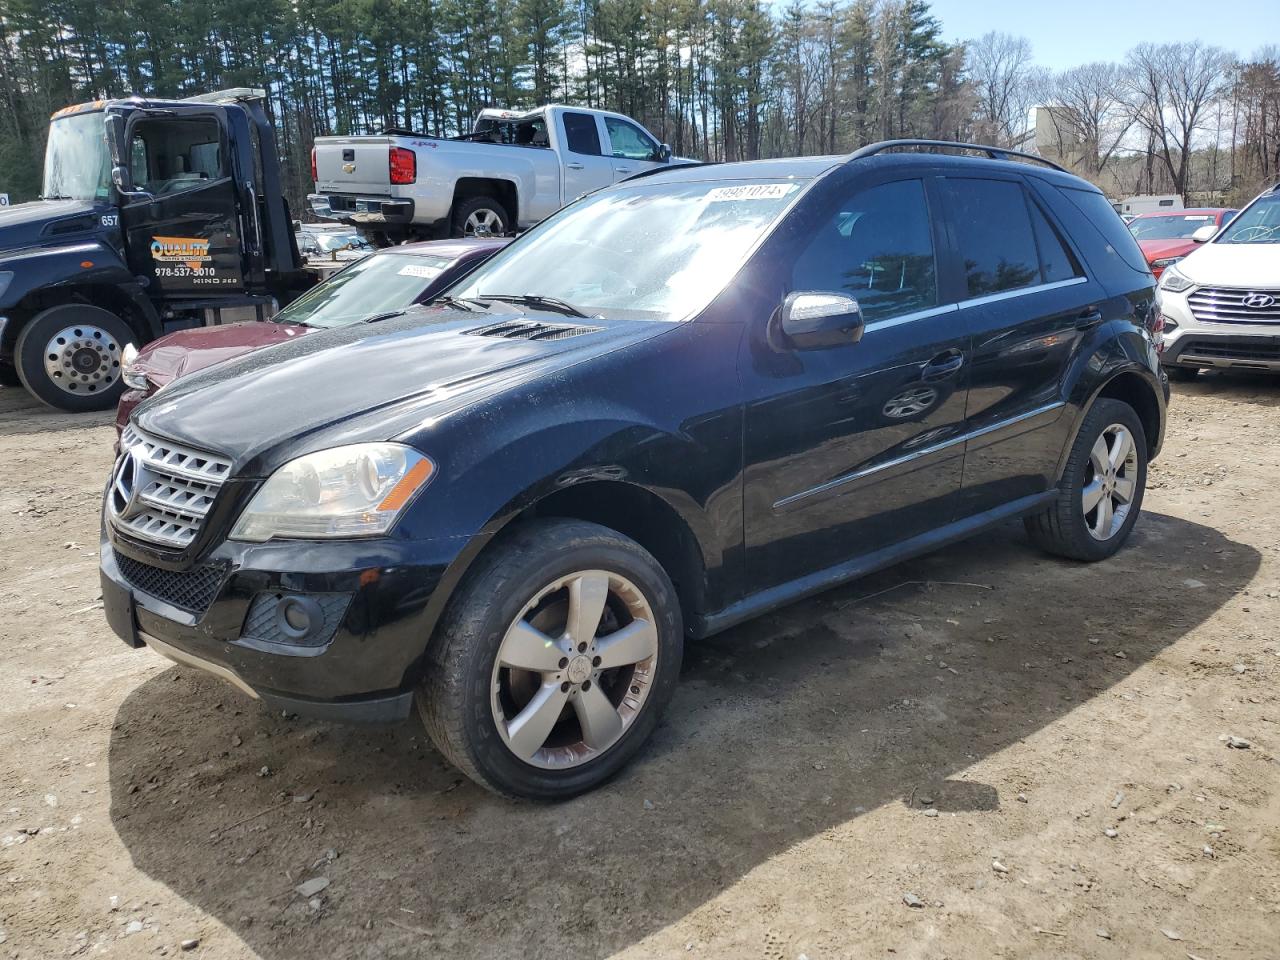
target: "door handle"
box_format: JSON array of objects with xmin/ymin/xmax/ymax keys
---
[
  {"xmin": 920, "ymin": 350, "xmax": 965, "ymax": 381},
  {"xmin": 615, "ymin": 166, "xmax": 633, "ymax": 174},
  {"xmin": 566, "ymin": 162, "xmax": 585, "ymax": 170},
  {"xmin": 1076, "ymin": 309, "xmax": 1103, "ymax": 330}
]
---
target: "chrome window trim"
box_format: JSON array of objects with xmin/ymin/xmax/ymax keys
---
[
  {"xmin": 864, "ymin": 302, "xmax": 958, "ymax": 331},
  {"xmin": 956, "ymin": 275, "xmax": 1087, "ymax": 310},
  {"xmin": 774, "ymin": 400, "xmax": 1066, "ymax": 512}
]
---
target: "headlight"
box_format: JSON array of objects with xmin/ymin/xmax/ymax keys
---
[
  {"xmin": 1151, "ymin": 256, "xmax": 1182, "ymax": 268},
  {"xmin": 230, "ymin": 443, "xmax": 434, "ymax": 542},
  {"xmin": 1158, "ymin": 265, "xmax": 1194, "ymax": 293},
  {"xmin": 120, "ymin": 343, "xmax": 148, "ymax": 390}
]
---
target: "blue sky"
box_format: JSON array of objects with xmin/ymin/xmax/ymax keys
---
[{"xmin": 927, "ymin": 0, "xmax": 1278, "ymax": 70}]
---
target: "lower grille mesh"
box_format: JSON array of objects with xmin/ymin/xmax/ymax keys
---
[{"xmin": 117, "ymin": 554, "xmax": 226, "ymax": 615}]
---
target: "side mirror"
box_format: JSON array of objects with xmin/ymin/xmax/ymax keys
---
[
  {"xmin": 779, "ymin": 292, "xmax": 864, "ymax": 350},
  {"xmin": 656, "ymin": 143, "xmax": 672, "ymax": 163},
  {"xmin": 1191, "ymin": 224, "xmax": 1217, "ymax": 243}
]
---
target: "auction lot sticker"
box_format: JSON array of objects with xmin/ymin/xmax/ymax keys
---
[{"xmin": 705, "ymin": 183, "xmax": 796, "ymax": 202}]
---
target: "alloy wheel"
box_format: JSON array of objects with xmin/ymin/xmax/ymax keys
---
[
  {"xmin": 490, "ymin": 570, "xmax": 659, "ymax": 770},
  {"xmin": 42, "ymin": 325, "xmax": 122, "ymax": 396},
  {"xmin": 1083, "ymin": 423, "xmax": 1138, "ymax": 540},
  {"xmin": 464, "ymin": 208, "xmax": 503, "ymax": 237}
]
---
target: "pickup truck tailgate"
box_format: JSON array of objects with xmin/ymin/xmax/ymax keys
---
[{"xmin": 314, "ymin": 136, "xmax": 393, "ymax": 194}]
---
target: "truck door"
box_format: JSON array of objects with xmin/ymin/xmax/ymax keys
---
[
  {"xmin": 119, "ymin": 112, "xmax": 246, "ymax": 297},
  {"xmin": 602, "ymin": 116, "xmax": 667, "ymax": 181},
  {"xmin": 557, "ymin": 111, "xmax": 614, "ymax": 201}
]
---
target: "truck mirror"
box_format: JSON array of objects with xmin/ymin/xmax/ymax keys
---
[
  {"xmin": 657, "ymin": 143, "xmax": 672, "ymax": 163},
  {"xmin": 111, "ymin": 165, "xmax": 133, "ymax": 192}
]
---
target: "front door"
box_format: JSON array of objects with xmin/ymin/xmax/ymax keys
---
[
  {"xmin": 935, "ymin": 175, "xmax": 1103, "ymax": 512},
  {"xmin": 603, "ymin": 116, "xmax": 665, "ymax": 182},
  {"xmin": 120, "ymin": 113, "xmax": 245, "ymax": 297},
  {"xmin": 741, "ymin": 176, "xmax": 971, "ymax": 593},
  {"xmin": 557, "ymin": 111, "xmax": 615, "ymax": 202}
]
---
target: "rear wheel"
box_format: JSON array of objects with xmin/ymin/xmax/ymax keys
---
[
  {"xmin": 451, "ymin": 196, "xmax": 509, "ymax": 239},
  {"xmin": 1025, "ymin": 398, "xmax": 1147, "ymax": 561},
  {"xmin": 418, "ymin": 519, "xmax": 682, "ymax": 800},
  {"xmin": 14, "ymin": 304, "xmax": 134, "ymax": 412}
]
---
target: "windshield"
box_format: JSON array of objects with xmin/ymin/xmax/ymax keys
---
[
  {"xmin": 1216, "ymin": 194, "xmax": 1280, "ymax": 244},
  {"xmin": 451, "ymin": 179, "xmax": 806, "ymax": 321},
  {"xmin": 43, "ymin": 111, "xmax": 112, "ymax": 201},
  {"xmin": 273, "ymin": 253, "xmax": 453, "ymax": 329},
  {"xmin": 1128, "ymin": 213, "xmax": 1219, "ymax": 240}
]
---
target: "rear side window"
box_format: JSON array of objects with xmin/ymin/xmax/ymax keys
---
[
  {"xmin": 1057, "ymin": 186, "xmax": 1150, "ymax": 273},
  {"xmin": 1028, "ymin": 200, "xmax": 1082, "ymax": 283},
  {"xmin": 790, "ymin": 178, "xmax": 937, "ymax": 322},
  {"xmin": 562, "ymin": 113, "xmax": 601, "ymax": 156},
  {"xmin": 943, "ymin": 178, "xmax": 1041, "ymax": 297}
]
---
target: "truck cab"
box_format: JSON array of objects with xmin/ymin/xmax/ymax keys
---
[{"xmin": 0, "ymin": 89, "xmax": 307, "ymax": 411}]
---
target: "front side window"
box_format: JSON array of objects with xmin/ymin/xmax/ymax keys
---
[
  {"xmin": 790, "ymin": 179, "xmax": 937, "ymax": 322},
  {"xmin": 42, "ymin": 111, "xmax": 112, "ymax": 201},
  {"xmin": 944, "ymin": 178, "xmax": 1041, "ymax": 297},
  {"xmin": 1216, "ymin": 194, "xmax": 1280, "ymax": 244},
  {"xmin": 605, "ymin": 117, "xmax": 658, "ymax": 161},
  {"xmin": 452, "ymin": 179, "xmax": 805, "ymax": 322},
  {"xmin": 273, "ymin": 253, "xmax": 452, "ymax": 329},
  {"xmin": 128, "ymin": 117, "xmax": 224, "ymax": 196},
  {"xmin": 561, "ymin": 113, "xmax": 602, "ymax": 156}
]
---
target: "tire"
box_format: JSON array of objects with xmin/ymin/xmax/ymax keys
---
[
  {"xmin": 1024, "ymin": 397, "xmax": 1147, "ymax": 562},
  {"xmin": 450, "ymin": 196, "xmax": 509, "ymax": 239},
  {"xmin": 1165, "ymin": 365, "xmax": 1200, "ymax": 383},
  {"xmin": 14, "ymin": 304, "xmax": 135, "ymax": 412},
  {"xmin": 418, "ymin": 519, "xmax": 683, "ymax": 801}
]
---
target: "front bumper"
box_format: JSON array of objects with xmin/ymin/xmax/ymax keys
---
[
  {"xmin": 100, "ymin": 529, "xmax": 470, "ymax": 723},
  {"xmin": 1159, "ymin": 289, "xmax": 1280, "ymax": 372},
  {"xmin": 307, "ymin": 193, "xmax": 416, "ymax": 227}
]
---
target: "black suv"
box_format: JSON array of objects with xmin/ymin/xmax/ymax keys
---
[{"xmin": 101, "ymin": 141, "xmax": 1168, "ymax": 800}]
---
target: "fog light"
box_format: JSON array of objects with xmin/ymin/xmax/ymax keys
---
[{"xmin": 276, "ymin": 595, "xmax": 321, "ymax": 639}]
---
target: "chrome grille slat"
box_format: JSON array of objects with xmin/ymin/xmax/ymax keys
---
[
  {"xmin": 1188, "ymin": 287, "xmax": 1280, "ymax": 324},
  {"xmin": 109, "ymin": 426, "xmax": 232, "ymax": 549}
]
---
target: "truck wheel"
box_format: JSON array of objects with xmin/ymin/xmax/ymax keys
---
[
  {"xmin": 1024, "ymin": 398, "xmax": 1147, "ymax": 562},
  {"xmin": 451, "ymin": 197, "xmax": 509, "ymax": 238},
  {"xmin": 14, "ymin": 304, "xmax": 134, "ymax": 412},
  {"xmin": 418, "ymin": 519, "xmax": 683, "ymax": 801}
]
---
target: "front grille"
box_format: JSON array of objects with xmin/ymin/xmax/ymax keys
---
[
  {"xmin": 466, "ymin": 319, "xmax": 601, "ymax": 341},
  {"xmin": 1187, "ymin": 287, "xmax": 1280, "ymax": 324},
  {"xmin": 1180, "ymin": 338, "xmax": 1280, "ymax": 363},
  {"xmin": 116, "ymin": 554, "xmax": 227, "ymax": 615},
  {"xmin": 109, "ymin": 426, "xmax": 232, "ymax": 549}
]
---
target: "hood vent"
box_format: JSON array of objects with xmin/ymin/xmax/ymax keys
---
[
  {"xmin": 466, "ymin": 319, "xmax": 602, "ymax": 342},
  {"xmin": 43, "ymin": 216, "xmax": 97, "ymax": 237}
]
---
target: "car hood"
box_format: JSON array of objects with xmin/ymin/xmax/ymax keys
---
[
  {"xmin": 1137, "ymin": 238, "xmax": 1196, "ymax": 262},
  {"xmin": 0, "ymin": 198, "xmax": 108, "ymax": 254},
  {"xmin": 134, "ymin": 306, "xmax": 670, "ymax": 473},
  {"xmin": 1177, "ymin": 241, "xmax": 1280, "ymax": 287},
  {"xmin": 133, "ymin": 322, "xmax": 313, "ymax": 387}
]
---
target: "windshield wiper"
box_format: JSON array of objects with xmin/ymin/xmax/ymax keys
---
[
  {"xmin": 362, "ymin": 309, "xmax": 408, "ymax": 324},
  {"xmin": 432, "ymin": 295, "xmax": 485, "ymax": 312},
  {"xmin": 40, "ymin": 194, "xmax": 74, "ymax": 201},
  {"xmin": 479, "ymin": 293, "xmax": 590, "ymax": 319}
]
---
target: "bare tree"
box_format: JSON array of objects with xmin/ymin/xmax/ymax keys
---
[
  {"xmin": 1039, "ymin": 61, "xmax": 1136, "ymax": 176},
  {"xmin": 1128, "ymin": 41, "xmax": 1233, "ymax": 200},
  {"xmin": 966, "ymin": 31, "xmax": 1037, "ymax": 145}
]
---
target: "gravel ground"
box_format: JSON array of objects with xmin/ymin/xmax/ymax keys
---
[{"xmin": 0, "ymin": 373, "xmax": 1277, "ymax": 960}]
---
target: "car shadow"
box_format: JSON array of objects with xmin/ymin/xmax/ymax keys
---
[
  {"xmin": 107, "ymin": 511, "xmax": 1257, "ymax": 959},
  {"xmin": 1173, "ymin": 369, "xmax": 1280, "ymax": 407}
]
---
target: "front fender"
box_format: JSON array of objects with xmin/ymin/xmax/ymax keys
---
[{"xmin": 0, "ymin": 240, "xmax": 137, "ymax": 310}]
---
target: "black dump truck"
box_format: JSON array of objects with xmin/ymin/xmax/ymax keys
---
[{"xmin": 0, "ymin": 89, "xmax": 313, "ymax": 412}]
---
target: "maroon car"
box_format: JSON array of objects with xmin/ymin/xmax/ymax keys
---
[
  {"xmin": 116, "ymin": 238, "xmax": 509, "ymax": 435},
  {"xmin": 1127, "ymin": 208, "xmax": 1236, "ymax": 279}
]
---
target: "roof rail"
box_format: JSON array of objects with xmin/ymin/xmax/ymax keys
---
[{"xmin": 847, "ymin": 139, "xmax": 1068, "ymax": 174}]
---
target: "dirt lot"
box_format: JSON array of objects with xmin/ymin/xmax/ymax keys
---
[{"xmin": 0, "ymin": 375, "xmax": 1277, "ymax": 960}]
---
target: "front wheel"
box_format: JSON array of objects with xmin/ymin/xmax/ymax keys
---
[
  {"xmin": 14, "ymin": 304, "xmax": 134, "ymax": 412},
  {"xmin": 1024, "ymin": 397, "xmax": 1147, "ymax": 561},
  {"xmin": 418, "ymin": 519, "xmax": 683, "ymax": 800}
]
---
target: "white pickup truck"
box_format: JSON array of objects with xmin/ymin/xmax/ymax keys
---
[{"xmin": 308, "ymin": 105, "xmax": 684, "ymax": 241}]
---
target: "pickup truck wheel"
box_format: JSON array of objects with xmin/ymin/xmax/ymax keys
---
[
  {"xmin": 1024, "ymin": 398, "xmax": 1147, "ymax": 562},
  {"xmin": 451, "ymin": 196, "xmax": 509, "ymax": 238},
  {"xmin": 14, "ymin": 304, "xmax": 134, "ymax": 412},
  {"xmin": 418, "ymin": 519, "xmax": 682, "ymax": 801}
]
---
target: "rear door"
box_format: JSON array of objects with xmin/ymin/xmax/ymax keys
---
[
  {"xmin": 936, "ymin": 175, "xmax": 1102, "ymax": 512},
  {"xmin": 120, "ymin": 111, "xmax": 246, "ymax": 296},
  {"xmin": 557, "ymin": 111, "xmax": 614, "ymax": 201},
  {"xmin": 602, "ymin": 116, "xmax": 665, "ymax": 181}
]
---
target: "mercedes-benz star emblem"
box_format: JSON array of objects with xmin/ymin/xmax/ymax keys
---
[
  {"xmin": 108, "ymin": 446, "xmax": 150, "ymax": 521},
  {"xmin": 1242, "ymin": 292, "xmax": 1276, "ymax": 309}
]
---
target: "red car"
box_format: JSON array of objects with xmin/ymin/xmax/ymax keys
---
[
  {"xmin": 116, "ymin": 238, "xmax": 509, "ymax": 435},
  {"xmin": 1127, "ymin": 208, "xmax": 1237, "ymax": 279}
]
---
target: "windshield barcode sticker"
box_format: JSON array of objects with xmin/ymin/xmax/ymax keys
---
[
  {"xmin": 705, "ymin": 184, "xmax": 796, "ymax": 202},
  {"xmin": 1184, "ymin": 215, "xmax": 1211, "ymax": 221},
  {"xmin": 398, "ymin": 264, "xmax": 442, "ymax": 278}
]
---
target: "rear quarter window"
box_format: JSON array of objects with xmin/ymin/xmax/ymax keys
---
[{"xmin": 1057, "ymin": 186, "xmax": 1151, "ymax": 274}]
